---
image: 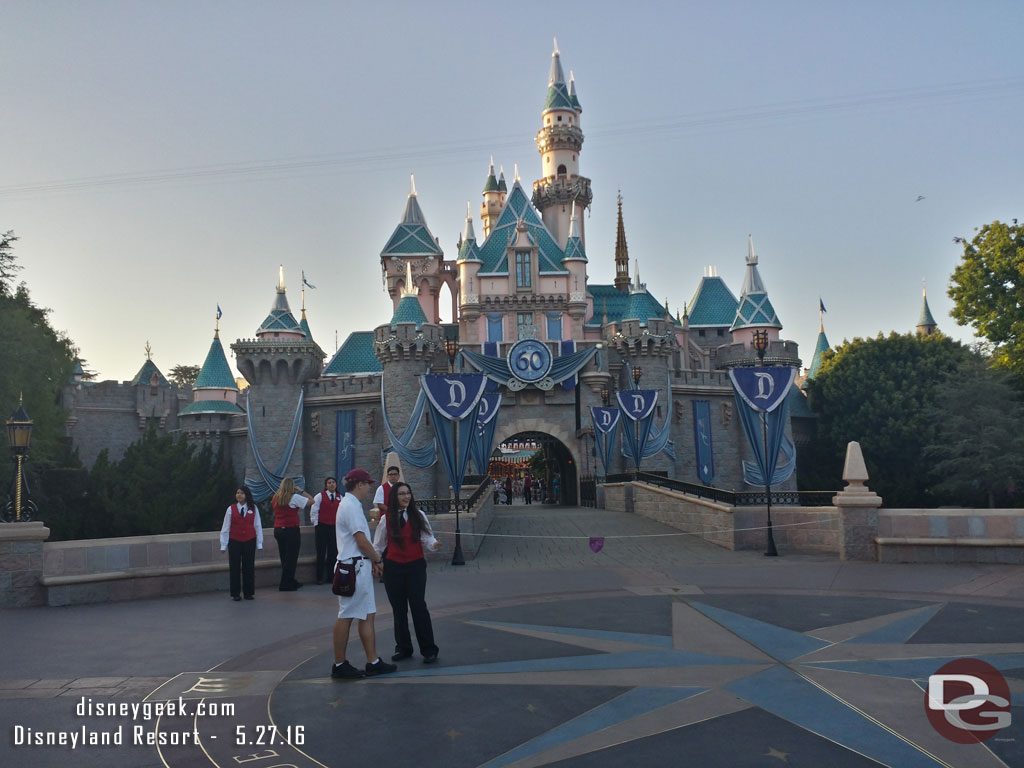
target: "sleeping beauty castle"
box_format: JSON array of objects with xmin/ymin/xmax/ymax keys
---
[{"xmin": 61, "ymin": 44, "xmax": 811, "ymax": 504}]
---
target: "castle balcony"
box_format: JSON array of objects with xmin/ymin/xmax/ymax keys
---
[
  {"xmin": 535, "ymin": 123, "xmax": 584, "ymax": 153},
  {"xmin": 531, "ymin": 176, "xmax": 593, "ymax": 211},
  {"xmin": 713, "ymin": 340, "xmax": 801, "ymax": 370}
]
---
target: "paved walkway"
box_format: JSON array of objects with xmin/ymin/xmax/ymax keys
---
[{"xmin": 2, "ymin": 505, "xmax": 1023, "ymax": 767}]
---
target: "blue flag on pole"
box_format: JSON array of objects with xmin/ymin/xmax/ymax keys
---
[{"xmin": 421, "ymin": 374, "xmax": 487, "ymax": 498}]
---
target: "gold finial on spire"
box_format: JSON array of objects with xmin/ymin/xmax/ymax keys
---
[
  {"xmin": 145, "ymin": 341, "xmax": 152, "ymax": 360},
  {"xmin": 410, "ymin": 173, "xmax": 417, "ymax": 197},
  {"xmin": 402, "ymin": 260, "xmax": 417, "ymax": 298},
  {"xmin": 278, "ymin": 265, "xmax": 285, "ymax": 292}
]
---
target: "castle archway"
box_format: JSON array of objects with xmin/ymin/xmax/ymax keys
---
[{"xmin": 489, "ymin": 422, "xmax": 579, "ymax": 506}]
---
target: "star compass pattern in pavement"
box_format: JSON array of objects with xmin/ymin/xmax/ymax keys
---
[{"xmin": 275, "ymin": 595, "xmax": 1024, "ymax": 768}]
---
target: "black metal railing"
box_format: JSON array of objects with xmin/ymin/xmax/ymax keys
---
[
  {"xmin": 604, "ymin": 472, "xmax": 835, "ymax": 507},
  {"xmin": 417, "ymin": 478, "xmax": 491, "ymax": 516},
  {"xmin": 579, "ymin": 476, "xmax": 597, "ymax": 508}
]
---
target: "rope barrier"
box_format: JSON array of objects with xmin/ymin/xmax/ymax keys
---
[{"xmin": 432, "ymin": 518, "xmax": 829, "ymax": 541}]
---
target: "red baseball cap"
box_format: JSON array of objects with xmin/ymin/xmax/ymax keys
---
[{"xmin": 344, "ymin": 468, "xmax": 377, "ymax": 485}]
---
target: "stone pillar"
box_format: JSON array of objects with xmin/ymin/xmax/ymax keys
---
[
  {"xmin": 0, "ymin": 521, "xmax": 50, "ymax": 607},
  {"xmin": 833, "ymin": 441, "xmax": 882, "ymax": 562}
]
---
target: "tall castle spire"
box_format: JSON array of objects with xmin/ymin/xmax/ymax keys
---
[
  {"xmin": 533, "ymin": 40, "xmax": 592, "ymax": 250},
  {"xmin": 916, "ymin": 281, "xmax": 937, "ymax": 336},
  {"xmin": 613, "ymin": 191, "xmax": 630, "ymax": 291}
]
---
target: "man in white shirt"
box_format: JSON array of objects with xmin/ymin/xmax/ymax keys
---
[
  {"xmin": 371, "ymin": 465, "xmax": 401, "ymax": 522},
  {"xmin": 331, "ymin": 468, "xmax": 396, "ymax": 680}
]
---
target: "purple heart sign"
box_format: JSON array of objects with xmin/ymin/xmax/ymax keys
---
[{"xmin": 589, "ymin": 537, "xmax": 605, "ymax": 554}]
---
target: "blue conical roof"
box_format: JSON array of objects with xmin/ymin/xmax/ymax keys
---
[
  {"xmin": 805, "ymin": 327, "xmax": 831, "ymax": 383},
  {"xmin": 380, "ymin": 181, "xmax": 444, "ymax": 259},
  {"xmin": 918, "ymin": 291, "xmax": 937, "ymax": 328},
  {"xmin": 483, "ymin": 161, "xmax": 499, "ymax": 193},
  {"xmin": 457, "ymin": 205, "xmax": 481, "ymax": 263},
  {"xmin": 194, "ymin": 333, "xmax": 238, "ymax": 389},
  {"xmin": 687, "ymin": 275, "xmax": 739, "ymax": 327},
  {"xmin": 561, "ymin": 205, "xmax": 586, "ymax": 262},
  {"xmin": 543, "ymin": 45, "xmax": 574, "ymax": 113},
  {"xmin": 730, "ymin": 237, "xmax": 782, "ymax": 331},
  {"xmin": 391, "ymin": 294, "xmax": 428, "ymax": 326},
  {"xmin": 258, "ymin": 288, "xmax": 304, "ymax": 335},
  {"xmin": 131, "ymin": 359, "xmax": 169, "ymax": 387}
]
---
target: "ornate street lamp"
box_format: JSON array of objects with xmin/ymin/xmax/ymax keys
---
[
  {"xmin": 5, "ymin": 396, "xmax": 36, "ymax": 523},
  {"xmin": 751, "ymin": 331, "xmax": 778, "ymax": 557},
  {"xmin": 441, "ymin": 336, "xmax": 466, "ymax": 565},
  {"xmin": 630, "ymin": 365, "xmax": 644, "ymax": 477},
  {"xmin": 631, "ymin": 365, "xmax": 643, "ymax": 387},
  {"xmin": 600, "ymin": 387, "xmax": 609, "ymax": 407}
]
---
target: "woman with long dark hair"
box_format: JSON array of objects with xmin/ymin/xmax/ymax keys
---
[
  {"xmin": 371, "ymin": 482, "xmax": 440, "ymax": 663},
  {"xmin": 219, "ymin": 486, "xmax": 263, "ymax": 601}
]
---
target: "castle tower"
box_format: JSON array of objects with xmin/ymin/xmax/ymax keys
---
[
  {"xmin": 232, "ymin": 269, "xmax": 324, "ymax": 495},
  {"xmin": 916, "ymin": 284, "xmax": 938, "ymax": 336},
  {"xmin": 480, "ymin": 160, "xmax": 505, "ymax": 239},
  {"xmin": 380, "ymin": 175, "xmax": 448, "ymax": 324},
  {"xmin": 532, "ymin": 40, "xmax": 592, "ymax": 249},
  {"xmin": 457, "ymin": 203, "xmax": 483, "ymax": 343},
  {"xmin": 374, "ymin": 265, "xmax": 445, "ymax": 498},
  {"xmin": 730, "ymin": 236, "xmax": 784, "ymax": 350},
  {"xmin": 561, "ymin": 202, "xmax": 589, "ymax": 336},
  {"xmin": 803, "ymin": 302, "xmax": 831, "ymax": 386},
  {"xmin": 179, "ymin": 315, "xmax": 244, "ymax": 446},
  {"xmin": 613, "ymin": 192, "xmax": 630, "ymax": 291}
]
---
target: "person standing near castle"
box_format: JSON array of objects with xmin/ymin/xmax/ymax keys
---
[
  {"xmin": 372, "ymin": 482, "xmax": 440, "ymax": 664},
  {"xmin": 272, "ymin": 478, "xmax": 312, "ymax": 591},
  {"xmin": 220, "ymin": 486, "xmax": 263, "ymax": 601},
  {"xmin": 372, "ymin": 465, "xmax": 401, "ymax": 522},
  {"xmin": 310, "ymin": 476, "xmax": 340, "ymax": 585},
  {"xmin": 523, "ymin": 474, "xmax": 533, "ymax": 505},
  {"xmin": 331, "ymin": 468, "xmax": 395, "ymax": 679}
]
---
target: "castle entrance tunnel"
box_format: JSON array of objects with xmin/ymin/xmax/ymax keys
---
[{"xmin": 487, "ymin": 430, "xmax": 578, "ymax": 506}]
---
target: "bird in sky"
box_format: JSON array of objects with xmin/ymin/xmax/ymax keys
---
[{"xmin": 915, "ymin": 195, "xmax": 926, "ymax": 202}]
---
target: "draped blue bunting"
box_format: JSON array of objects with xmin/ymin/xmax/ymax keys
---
[
  {"xmin": 693, "ymin": 400, "xmax": 715, "ymax": 484},
  {"xmin": 729, "ymin": 368, "xmax": 798, "ymax": 487},
  {"xmin": 637, "ymin": 374, "xmax": 675, "ymax": 461},
  {"xmin": 470, "ymin": 393, "xmax": 502, "ymax": 474},
  {"xmin": 244, "ymin": 389, "xmax": 306, "ymax": 501},
  {"xmin": 617, "ymin": 390, "xmax": 658, "ymax": 471},
  {"xmin": 336, "ymin": 410, "xmax": 355, "ymax": 482},
  {"xmin": 421, "ymin": 374, "xmax": 487, "ymax": 498},
  {"xmin": 591, "ymin": 407, "xmax": 620, "ymax": 476},
  {"xmin": 560, "ymin": 340, "xmax": 577, "ymax": 390},
  {"xmin": 381, "ymin": 387, "xmax": 437, "ymax": 469},
  {"xmin": 461, "ymin": 345, "xmax": 597, "ymax": 388}
]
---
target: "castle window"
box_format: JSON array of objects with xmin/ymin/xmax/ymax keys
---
[
  {"xmin": 546, "ymin": 118, "xmax": 550, "ymax": 124},
  {"xmin": 546, "ymin": 312, "xmax": 562, "ymax": 341},
  {"xmin": 515, "ymin": 252, "xmax": 532, "ymax": 288},
  {"xmin": 487, "ymin": 314, "xmax": 503, "ymax": 343},
  {"xmin": 557, "ymin": 164, "xmax": 567, "ymax": 178},
  {"xmin": 557, "ymin": 115, "xmax": 562, "ymax": 122},
  {"xmin": 517, "ymin": 313, "xmax": 534, "ymax": 339},
  {"xmin": 698, "ymin": 330, "xmax": 706, "ymax": 338}
]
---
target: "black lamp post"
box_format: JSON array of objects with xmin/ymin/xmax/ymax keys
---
[
  {"xmin": 5, "ymin": 396, "xmax": 36, "ymax": 523},
  {"xmin": 751, "ymin": 330, "xmax": 778, "ymax": 557},
  {"xmin": 600, "ymin": 387, "xmax": 609, "ymax": 407},
  {"xmin": 443, "ymin": 337, "xmax": 466, "ymax": 565}
]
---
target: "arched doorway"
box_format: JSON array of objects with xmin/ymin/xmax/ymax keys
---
[{"xmin": 489, "ymin": 430, "xmax": 578, "ymax": 506}]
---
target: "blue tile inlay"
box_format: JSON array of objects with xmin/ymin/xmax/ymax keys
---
[
  {"xmin": 969, "ymin": 516, "xmax": 986, "ymax": 537},
  {"xmin": 391, "ymin": 649, "xmax": 756, "ymax": 678},
  {"xmin": 690, "ymin": 602, "xmax": 830, "ymax": 661},
  {"xmin": 469, "ymin": 620, "xmax": 672, "ymax": 648},
  {"xmin": 479, "ymin": 686, "xmax": 707, "ymax": 768},
  {"xmin": 726, "ymin": 666, "xmax": 948, "ymax": 768},
  {"xmin": 928, "ymin": 517, "xmax": 948, "ymax": 538},
  {"xmin": 845, "ymin": 604, "xmax": 942, "ymax": 645}
]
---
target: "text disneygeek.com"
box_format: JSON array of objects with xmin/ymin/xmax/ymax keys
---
[{"xmin": 10, "ymin": 696, "xmax": 235, "ymax": 749}]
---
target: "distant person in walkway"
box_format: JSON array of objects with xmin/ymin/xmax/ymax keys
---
[
  {"xmin": 523, "ymin": 474, "xmax": 533, "ymax": 505},
  {"xmin": 331, "ymin": 468, "xmax": 396, "ymax": 680},
  {"xmin": 311, "ymin": 476, "xmax": 341, "ymax": 585},
  {"xmin": 373, "ymin": 482, "xmax": 440, "ymax": 664},
  {"xmin": 272, "ymin": 478, "xmax": 312, "ymax": 591},
  {"xmin": 552, "ymin": 474, "xmax": 561, "ymax": 504},
  {"xmin": 220, "ymin": 486, "xmax": 263, "ymax": 601},
  {"xmin": 372, "ymin": 465, "xmax": 401, "ymax": 523},
  {"xmin": 504, "ymin": 476, "xmax": 513, "ymax": 505}
]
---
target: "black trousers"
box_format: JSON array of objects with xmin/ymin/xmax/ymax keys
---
[
  {"xmin": 383, "ymin": 558, "xmax": 437, "ymax": 656},
  {"xmin": 228, "ymin": 538, "xmax": 257, "ymax": 598},
  {"xmin": 524, "ymin": 487, "xmax": 532, "ymax": 504},
  {"xmin": 274, "ymin": 526, "xmax": 301, "ymax": 589},
  {"xmin": 314, "ymin": 523, "xmax": 338, "ymax": 583}
]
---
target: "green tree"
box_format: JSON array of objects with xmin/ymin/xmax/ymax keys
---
[
  {"xmin": 0, "ymin": 230, "xmax": 20, "ymax": 293},
  {"xmin": 949, "ymin": 219, "xmax": 1024, "ymax": 377},
  {"xmin": 62, "ymin": 428, "xmax": 237, "ymax": 540},
  {"xmin": 923, "ymin": 358, "xmax": 1024, "ymax": 508},
  {"xmin": 805, "ymin": 332, "xmax": 973, "ymax": 507},
  {"xmin": 169, "ymin": 364, "xmax": 200, "ymax": 387}
]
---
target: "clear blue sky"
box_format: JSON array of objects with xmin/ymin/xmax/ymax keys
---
[{"xmin": 4, "ymin": 1, "xmax": 1023, "ymax": 381}]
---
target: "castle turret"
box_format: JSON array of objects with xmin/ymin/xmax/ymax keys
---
[
  {"xmin": 457, "ymin": 203, "xmax": 483, "ymax": 343},
  {"xmin": 803, "ymin": 303, "xmax": 831, "ymax": 386},
  {"xmin": 730, "ymin": 236, "xmax": 783, "ymax": 348},
  {"xmin": 180, "ymin": 319, "xmax": 243, "ymax": 445},
  {"xmin": 232, "ymin": 270, "xmax": 324, "ymax": 495},
  {"xmin": 380, "ymin": 175, "xmax": 447, "ymax": 324},
  {"xmin": 917, "ymin": 284, "xmax": 938, "ymax": 336},
  {"xmin": 532, "ymin": 40, "xmax": 591, "ymax": 249},
  {"xmin": 481, "ymin": 160, "xmax": 503, "ymax": 239}
]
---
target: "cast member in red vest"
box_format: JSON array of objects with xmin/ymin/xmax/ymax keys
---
[
  {"xmin": 272, "ymin": 478, "xmax": 312, "ymax": 591},
  {"xmin": 310, "ymin": 476, "xmax": 341, "ymax": 584},
  {"xmin": 372, "ymin": 465, "xmax": 401, "ymax": 522},
  {"xmin": 372, "ymin": 482, "xmax": 440, "ymax": 663},
  {"xmin": 220, "ymin": 486, "xmax": 264, "ymax": 601}
]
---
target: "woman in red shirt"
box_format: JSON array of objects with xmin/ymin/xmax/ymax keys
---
[
  {"xmin": 371, "ymin": 482, "xmax": 441, "ymax": 663},
  {"xmin": 220, "ymin": 486, "xmax": 263, "ymax": 601},
  {"xmin": 272, "ymin": 478, "xmax": 312, "ymax": 591}
]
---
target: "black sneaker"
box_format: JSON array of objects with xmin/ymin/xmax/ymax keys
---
[
  {"xmin": 331, "ymin": 661, "xmax": 365, "ymax": 680},
  {"xmin": 365, "ymin": 658, "xmax": 397, "ymax": 676},
  {"xmin": 391, "ymin": 650, "xmax": 413, "ymax": 662}
]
